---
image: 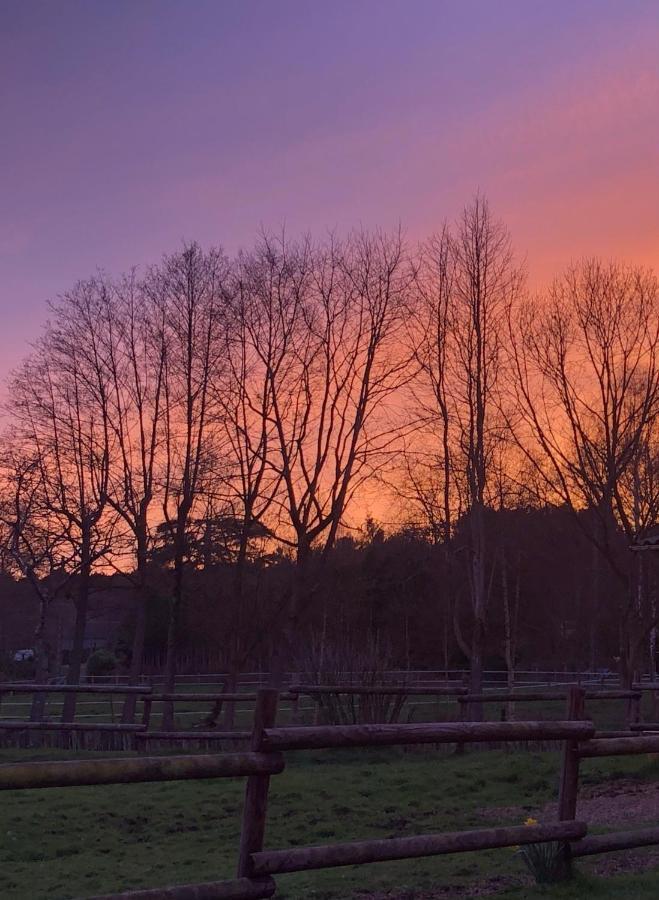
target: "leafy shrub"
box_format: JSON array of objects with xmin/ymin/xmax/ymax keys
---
[{"xmin": 85, "ymin": 649, "xmax": 118, "ymax": 678}]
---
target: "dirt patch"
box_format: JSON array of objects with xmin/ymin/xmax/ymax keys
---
[
  {"xmin": 482, "ymin": 778, "xmax": 659, "ymax": 829},
  {"xmin": 355, "ymin": 874, "xmax": 525, "ymax": 899},
  {"xmin": 589, "ymin": 846, "xmax": 659, "ymax": 877},
  {"xmin": 358, "ymin": 781, "xmax": 659, "ymax": 898},
  {"xmin": 547, "ymin": 778, "xmax": 659, "ymax": 828}
]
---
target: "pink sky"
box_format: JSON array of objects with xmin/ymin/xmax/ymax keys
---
[{"xmin": 1, "ymin": 0, "xmax": 658, "ymax": 385}]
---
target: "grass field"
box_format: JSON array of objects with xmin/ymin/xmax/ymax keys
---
[{"xmin": 1, "ymin": 744, "xmax": 659, "ymax": 899}]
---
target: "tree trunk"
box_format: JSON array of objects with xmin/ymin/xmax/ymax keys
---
[
  {"xmin": 205, "ymin": 531, "xmax": 251, "ymax": 729},
  {"xmin": 161, "ymin": 587, "xmax": 182, "ymax": 730},
  {"xmin": 30, "ymin": 601, "xmax": 51, "ymax": 723},
  {"xmin": 589, "ymin": 544, "xmax": 600, "ymax": 671},
  {"xmin": 501, "ymin": 548, "xmax": 517, "ymax": 721},
  {"xmin": 269, "ymin": 542, "xmax": 311, "ymax": 688},
  {"xmin": 121, "ymin": 593, "xmax": 148, "ymax": 723},
  {"xmin": 62, "ymin": 535, "xmax": 91, "ymax": 723},
  {"xmin": 650, "ymin": 569, "xmax": 658, "ymax": 719},
  {"xmin": 468, "ymin": 503, "xmax": 487, "ymax": 721},
  {"xmin": 122, "ymin": 529, "xmax": 149, "ymax": 724},
  {"xmin": 161, "ymin": 525, "xmax": 186, "ymax": 729},
  {"xmin": 469, "ymin": 617, "xmax": 485, "ymax": 720}
]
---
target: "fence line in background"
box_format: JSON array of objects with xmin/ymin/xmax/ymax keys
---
[{"xmin": 0, "ymin": 675, "xmax": 650, "ymax": 750}]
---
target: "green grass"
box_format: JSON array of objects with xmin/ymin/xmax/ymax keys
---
[{"xmin": 1, "ymin": 746, "xmax": 659, "ymax": 899}]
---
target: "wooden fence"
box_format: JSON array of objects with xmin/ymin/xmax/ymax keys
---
[
  {"xmin": 1, "ymin": 686, "xmax": 659, "ymax": 898},
  {"xmin": 0, "ymin": 683, "xmax": 153, "ymax": 748},
  {"xmin": 0, "ymin": 682, "xmax": 305, "ymax": 750},
  {"xmin": 0, "ymin": 678, "xmax": 649, "ymax": 750}
]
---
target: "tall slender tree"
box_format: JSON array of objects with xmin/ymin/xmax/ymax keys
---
[
  {"xmin": 154, "ymin": 243, "xmax": 229, "ymax": 726},
  {"xmin": 411, "ymin": 198, "xmax": 524, "ymax": 714}
]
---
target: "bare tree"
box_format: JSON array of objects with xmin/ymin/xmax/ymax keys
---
[
  {"xmin": 238, "ymin": 231, "xmax": 411, "ymax": 681},
  {"xmin": 202, "ymin": 263, "xmax": 285, "ymax": 722},
  {"xmin": 94, "ymin": 271, "xmax": 169, "ymax": 720},
  {"xmin": 410, "ymin": 198, "xmax": 524, "ymax": 715},
  {"xmin": 509, "ymin": 259, "xmax": 659, "ymax": 685},
  {"xmin": 7, "ymin": 280, "xmax": 116, "ymax": 720},
  {"xmin": 154, "ymin": 243, "xmax": 229, "ymax": 727},
  {"xmin": 0, "ymin": 448, "xmax": 80, "ymax": 718}
]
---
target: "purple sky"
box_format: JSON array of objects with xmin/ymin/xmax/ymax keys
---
[{"xmin": 2, "ymin": 0, "xmax": 658, "ymax": 384}]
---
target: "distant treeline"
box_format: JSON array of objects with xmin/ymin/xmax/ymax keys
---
[{"xmin": 1, "ymin": 197, "xmax": 658, "ymax": 718}]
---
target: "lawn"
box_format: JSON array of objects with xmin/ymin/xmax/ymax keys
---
[{"xmin": 1, "ymin": 745, "xmax": 659, "ymax": 899}]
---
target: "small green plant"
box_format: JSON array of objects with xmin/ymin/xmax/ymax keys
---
[
  {"xmin": 515, "ymin": 818, "xmax": 572, "ymax": 884},
  {"xmin": 85, "ymin": 648, "xmax": 118, "ymax": 678}
]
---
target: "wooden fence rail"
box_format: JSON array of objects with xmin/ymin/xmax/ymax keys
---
[
  {"xmin": 135, "ymin": 731, "xmax": 252, "ymax": 742},
  {"xmin": 149, "ymin": 692, "xmax": 298, "ymax": 703},
  {"xmin": 0, "ymin": 683, "xmax": 151, "ymax": 695},
  {"xmin": 251, "ymin": 821, "xmax": 588, "ymax": 875},
  {"xmin": 459, "ymin": 689, "xmax": 640, "ymax": 703},
  {"xmin": 572, "ymin": 827, "xmax": 659, "ymax": 857},
  {"xmin": 262, "ymin": 720, "xmax": 594, "ymax": 751},
  {"xmin": 0, "ymin": 751, "xmax": 283, "ymax": 790},
  {"xmin": 0, "ymin": 722, "xmax": 147, "ymax": 733},
  {"xmin": 578, "ymin": 734, "xmax": 659, "ymax": 757},
  {"xmin": 291, "ymin": 683, "xmax": 468, "ymax": 696}
]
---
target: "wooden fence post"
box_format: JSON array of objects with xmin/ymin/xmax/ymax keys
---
[
  {"xmin": 237, "ymin": 688, "xmax": 280, "ymax": 878},
  {"xmin": 628, "ymin": 685, "xmax": 642, "ymax": 730},
  {"xmin": 558, "ymin": 686, "xmax": 585, "ymax": 821},
  {"xmin": 454, "ymin": 696, "xmax": 466, "ymax": 755},
  {"xmin": 290, "ymin": 692, "xmax": 301, "ymax": 726},
  {"xmin": 142, "ymin": 696, "xmax": 153, "ymax": 730}
]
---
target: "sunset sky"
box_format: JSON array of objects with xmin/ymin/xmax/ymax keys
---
[{"xmin": 1, "ymin": 0, "xmax": 658, "ymax": 386}]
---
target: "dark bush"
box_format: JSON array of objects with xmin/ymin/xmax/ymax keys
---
[{"xmin": 85, "ymin": 648, "xmax": 118, "ymax": 678}]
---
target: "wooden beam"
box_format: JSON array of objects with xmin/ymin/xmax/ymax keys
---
[
  {"xmin": 586, "ymin": 690, "xmax": 641, "ymax": 700},
  {"xmin": 251, "ymin": 821, "xmax": 588, "ymax": 875},
  {"xmin": 0, "ymin": 683, "xmax": 151, "ymax": 694},
  {"xmin": 459, "ymin": 690, "xmax": 639, "ymax": 703},
  {"xmin": 150, "ymin": 693, "xmax": 297, "ymax": 703},
  {"xmin": 572, "ymin": 827, "xmax": 659, "ymax": 857},
  {"xmin": 579, "ymin": 735, "xmax": 659, "ymax": 757},
  {"xmin": 594, "ymin": 730, "xmax": 637, "ymax": 738},
  {"xmin": 263, "ymin": 720, "xmax": 595, "ymax": 751},
  {"xmin": 0, "ymin": 751, "xmax": 284, "ymax": 790},
  {"xmin": 292, "ymin": 684, "xmax": 467, "ymax": 696},
  {"xmin": 460, "ymin": 691, "xmax": 567, "ymax": 702},
  {"xmin": 136, "ymin": 731, "xmax": 251, "ymax": 741},
  {"xmin": 0, "ymin": 722, "xmax": 146, "ymax": 732},
  {"xmin": 571, "ymin": 828, "xmax": 659, "ymax": 856}
]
